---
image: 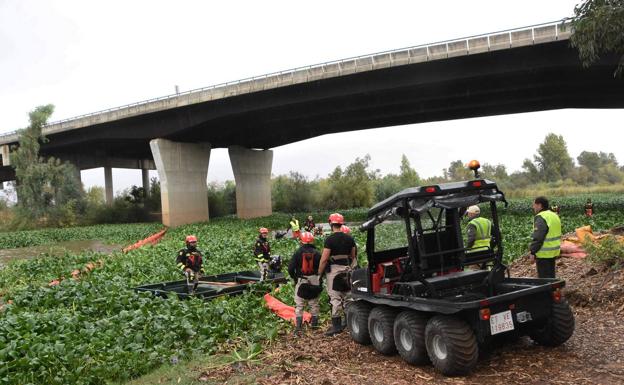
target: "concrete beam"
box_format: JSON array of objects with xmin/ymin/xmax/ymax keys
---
[
  {"xmin": 104, "ymin": 166, "xmax": 113, "ymax": 206},
  {"xmin": 228, "ymin": 146, "xmax": 273, "ymax": 219},
  {"xmin": 56, "ymin": 153, "xmax": 156, "ymax": 171},
  {"xmin": 150, "ymin": 139, "xmax": 211, "ymax": 227}
]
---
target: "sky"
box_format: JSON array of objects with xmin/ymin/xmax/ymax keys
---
[{"xmin": 1, "ymin": 0, "xmax": 621, "ymax": 196}]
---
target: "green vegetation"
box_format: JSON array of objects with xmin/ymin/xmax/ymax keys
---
[
  {"xmin": 570, "ymin": 0, "xmax": 624, "ymax": 77},
  {"xmin": 583, "ymin": 234, "xmax": 624, "ymax": 268},
  {"xmin": 0, "ymin": 222, "xmax": 162, "ymax": 249}
]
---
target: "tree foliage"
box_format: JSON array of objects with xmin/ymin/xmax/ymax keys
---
[
  {"xmin": 570, "ymin": 0, "xmax": 624, "ymax": 77},
  {"xmin": 320, "ymin": 155, "xmax": 376, "ymax": 209},
  {"xmin": 11, "ymin": 105, "xmax": 84, "ymax": 227},
  {"xmin": 272, "ymin": 171, "xmax": 313, "ymax": 212},
  {"xmin": 399, "ymin": 154, "xmax": 420, "ymax": 187},
  {"xmin": 532, "ymin": 133, "xmax": 574, "ymax": 181}
]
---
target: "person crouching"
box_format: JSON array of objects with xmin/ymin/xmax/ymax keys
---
[{"xmin": 288, "ymin": 232, "xmax": 322, "ymax": 336}]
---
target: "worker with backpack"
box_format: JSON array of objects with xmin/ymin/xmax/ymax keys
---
[{"xmin": 287, "ymin": 232, "xmax": 322, "ymax": 336}]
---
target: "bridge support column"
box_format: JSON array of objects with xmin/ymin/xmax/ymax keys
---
[
  {"xmin": 142, "ymin": 168, "xmax": 150, "ymax": 196},
  {"xmin": 228, "ymin": 146, "xmax": 273, "ymax": 219},
  {"xmin": 150, "ymin": 139, "xmax": 211, "ymax": 227},
  {"xmin": 104, "ymin": 166, "xmax": 113, "ymax": 206}
]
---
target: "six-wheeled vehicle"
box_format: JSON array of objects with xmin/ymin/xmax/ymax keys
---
[{"xmin": 346, "ymin": 178, "xmax": 574, "ymax": 375}]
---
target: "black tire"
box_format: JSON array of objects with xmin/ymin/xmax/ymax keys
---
[
  {"xmin": 368, "ymin": 306, "xmax": 398, "ymax": 355},
  {"xmin": 346, "ymin": 301, "xmax": 372, "ymax": 345},
  {"xmin": 425, "ymin": 315, "xmax": 478, "ymax": 376},
  {"xmin": 530, "ymin": 300, "xmax": 575, "ymax": 347},
  {"xmin": 393, "ymin": 311, "xmax": 429, "ymax": 365}
]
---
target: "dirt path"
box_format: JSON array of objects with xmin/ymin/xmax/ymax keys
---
[{"xmin": 197, "ymin": 256, "xmax": 624, "ymax": 385}]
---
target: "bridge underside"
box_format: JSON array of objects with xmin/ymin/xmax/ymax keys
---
[
  {"xmin": 27, "ymin": 41, "xmax": 624, "ymax": 160},
  {"xmin": 1, "ymin": 40, "xmax": 622, "ymax": 225}
]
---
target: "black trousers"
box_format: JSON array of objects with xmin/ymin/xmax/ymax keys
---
[{"xmin": 536, "ymin": 258, "xmax": 556, "ymax": 278}]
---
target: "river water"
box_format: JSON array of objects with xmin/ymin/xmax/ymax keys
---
[{"xmin": 0, "ymin": 240, "xmax": 121, "ymax": 268}]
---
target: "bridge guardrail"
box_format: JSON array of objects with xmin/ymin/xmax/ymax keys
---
[{"xmin": 0, "ymin": 20, "xmax": 572, "ymax": 143}]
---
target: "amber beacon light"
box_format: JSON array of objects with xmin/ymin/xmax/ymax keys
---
[{"xmin": 468, "ymin": 159, "xmax": 481, "ymax": 178}]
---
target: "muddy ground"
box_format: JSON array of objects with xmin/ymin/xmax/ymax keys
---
[{"xmin": 197, "ymin": 256, "xmax": 624, "ymax": 385}]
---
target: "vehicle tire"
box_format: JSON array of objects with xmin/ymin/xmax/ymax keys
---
[
  {"xmin": 368, "ymin": 306, "xmax": 398, "ymax": 355},
  {"xmin": 346, "ymin": 301, "xmax": 372, "ymax": 345},
  {"xmin": 425, "ymin": 315, "xmax": 478, "ymax": 376},
  {"xmin": 529, "ymin": 300, "xmax": 575, "ymax": 347},
  {"xmin": 393, "ymin": 311, "xmax": 429, "ymax": 365}
]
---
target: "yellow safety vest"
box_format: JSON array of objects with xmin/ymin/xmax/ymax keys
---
[
  {"xmin": 467, "ymin": 217, "xmax": 492, "ymax": 252},
  {"xmin": 535, "ymin": 210, "xmax": 561, "ymax": 259},
  {"xmin": 290, "ymin": 219, "xmax": 300, "ymax": 232}
]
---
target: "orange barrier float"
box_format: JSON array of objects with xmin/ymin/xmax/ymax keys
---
[
  {"xmin": 263, "ymin": 293, "xmax": 312, "ymax": 324},
  {"xmin": 122, "ymin": 228, "xmax": 168, "ymax": 253}
]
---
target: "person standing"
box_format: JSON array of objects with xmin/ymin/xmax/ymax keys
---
[
  {"xmin": 176, "ymin": 235, "xmax": 205, "ymax": 293},
  {"xmin": 529, "ymin": 196, "xmax": 561, "ymax": 278},
  {"xmin": 254, "ymin": 227, "xmax": 271, "ymax": 280},
  {"xmin": 287, "ymin": 215, "xmax": 301, "ymax": 239},
  {"xmin": 304, "ymin": 215, "xmax": 316, "ymax": 232},
  {"xmin": 288, "ymin": 232, "xmax": 322, "ymax": 336},
  {"xmin": 464, "ymin": 205, "xmax": 492, "ymax": 253},
  {"xmin": 585, "ymin": 198, "xmax": 594, "ymax": 217},
  {"xmin": 318, "ymin": 213, "xmax": 357, "ymax": 336}
]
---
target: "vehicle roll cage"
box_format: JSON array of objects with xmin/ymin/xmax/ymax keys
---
[{"xmin": 361, "ymin": 180, "xmax": 508, "ymax": 297}]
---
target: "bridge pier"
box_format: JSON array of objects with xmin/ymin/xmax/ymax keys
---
[
  {"xmin": 150, "ymin": 139, "xmax": 211, "ymax": 227},
  {"xmin": 228, "ymin": 146, "xmax": 273, "ymax": 219},
  {"xmin": 142, "ymin": 168, "xmax": 150, "ymax": 196},
  {"xmin": 104, "ymin": 166, "xmax": 113, "ymax": 206}
]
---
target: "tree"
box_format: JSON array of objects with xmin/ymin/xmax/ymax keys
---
[
  {"xmin": 533, "ymin": 133, "xmax": 574, "ymax": 182},
  {"xmin": 569, "ymin": 0, "xmax": 624, "ymax": 77},
  {"xmin": 443, "ymin": 160, "xmax": 472, "ymax": 181},
  {"xmin": 374, "ymin": 174, "xmax": 402, "ymax": 201},
  {"xmin": 482, "ymin": 163, "xmax": 510, "ymax": 183},
  {"xmin": 11, "ymin": 105, "xmax": 85, "ymax": 227},
  {"xmin": 271, "ymin": 172, "xmax": 313, "ymax": 212},
  {"xmin": 399, "ymin": 154, "xmax": 420, "ymax": 188},
  {"xmin": 320, "ymin": 155, "xmax": 376, "ymax": 209},
  {"xmin": 521, "ymin": 158, "xmax": 540, "ymax": 182}
]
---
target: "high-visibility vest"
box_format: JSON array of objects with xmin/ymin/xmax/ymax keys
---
[
  {"xmin": 535, "ymin": 210, "xmax": 561, "ymax": 259},
  {"xmin": 290, "ymin": 219, "xmax": 300, "ymax": 232},
  {"xmin": 467, "ymin": 217, "xmax": 492, "ymax": 252}
]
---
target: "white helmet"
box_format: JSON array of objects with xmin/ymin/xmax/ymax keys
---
[{"xmin": 466, "ymin": 205, "xmax": 480, "ymax": 215}]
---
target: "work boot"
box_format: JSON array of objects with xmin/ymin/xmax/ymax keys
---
[
  {"xmin": 324, "ymin": 316, "xmax": 344, "ymax": 337},
  {"xmin": 294, "ymin": 316, "xmax": 303, "ymax": 337},
  {"xmin": 310, "ymin": 315, "xmax": 319, "ymax": 329}
]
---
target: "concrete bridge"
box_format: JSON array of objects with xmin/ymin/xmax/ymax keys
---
[{"xmin": 1, "ymin": 21, "xmax": 623, "ymax": 227}]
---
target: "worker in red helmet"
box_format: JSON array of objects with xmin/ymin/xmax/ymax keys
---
[
  {"xmin": 304, "ymin": 215, "xmax": 316, "ymax": 233},
  {"xmin": 176, "ymin": 235, "xmax": 205, "ymax": 293},
  {"xmin": 318, "ymin": 212, "xmax": 357, "ymax": 336},
  {"xmin": 288, "ymin": 232, "xmax": 322, "ymax": 336},
  {"xmin": 254, "ymin": 227, "xmax": 272, "ymax": 280}
]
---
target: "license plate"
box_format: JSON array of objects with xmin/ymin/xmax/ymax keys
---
[{"xmin": 490, "ymin": 310, "xmax": 515, "ymax": 335}]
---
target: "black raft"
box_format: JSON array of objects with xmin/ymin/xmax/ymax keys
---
[{"xmin": 134, "ymin": 270, "xmax": 286, "ymax": 300}]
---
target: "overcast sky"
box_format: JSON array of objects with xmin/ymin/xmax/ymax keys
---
[{"xmin": 1, "ymin": 0, "xmax": 621, "ymax": 195}]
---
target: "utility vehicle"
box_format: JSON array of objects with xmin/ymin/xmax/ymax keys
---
[{"xmin": 346, "ymin": 172, "xmax": 574, "ymax": 376}]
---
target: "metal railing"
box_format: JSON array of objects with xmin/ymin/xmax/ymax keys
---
[{"xmin": 0, "ymin": 20, "xmax": 571, "ymax": 141}]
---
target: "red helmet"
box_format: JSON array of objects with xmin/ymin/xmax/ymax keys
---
[
  {"xmin": 328, "ymin": 213, "xmax": 344, "ymax": 225},
  {"xmin": 259, "ymin": 227, "xmax": 269, "ymax": 234},
  {"xmin": 185, "ymin": 235, "xmax": 197, "ymax": 243},
  {"xmin": 340, "ymin": 225, "xmax": 351, "ymax": 234},
  {"xmin": 299, "ymin": 232, "xmax": 314, "ymax": 244}
]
